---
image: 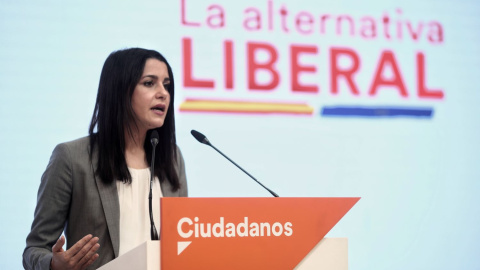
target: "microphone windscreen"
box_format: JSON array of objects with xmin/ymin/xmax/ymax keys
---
[
  {"xmin": 150, "ymin": 130, "xmax": 159, "ymax": 145},
  {"xmin": 191, "ymin": 130, "xmax": 207, "ymax": 144}
]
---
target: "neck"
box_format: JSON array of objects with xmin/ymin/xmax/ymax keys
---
[{"xmin": 124, "ymin": 128, "xmax": 148, "ymax": 169}]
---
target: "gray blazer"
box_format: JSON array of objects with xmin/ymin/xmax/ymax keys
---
[{"xmin": 23, "ymin": 136, "xmax": 188, "ymax": 270}]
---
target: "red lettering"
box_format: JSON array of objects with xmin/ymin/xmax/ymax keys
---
[
  {"xmin": 182, "ymin": 38, "xmax": 215, "ymax": 88},
  {"xmin": 290, "ymin": 45, "xmax": 318, "ymax": 93},
  {"xmin": 406, "ymin": 22, "xmax": 423, "ymax": 41},
  {"xmin": 247, "ymin": 42, "xmax": 280, "ymax": 90},
  {"xmin": 181, "ymin": 0, "xmax": 200, "ymax": 27},
  {"xmin": 206, "ymin": 5, "xmax": 225, "ymax": 28},
  {"xmin": 295, "ymin": 12, "xmax": 314, "ymax": 34},
  {"xmin": 268, "ymin": 0, "xmax": 273, "ymax": 30},
  {"xmin": 369, "ymin": 51, "xmax": 408, "ymax": 97},
  {"xmin": 243, "ymin": 8, "xmax": 261, "ymax": 31},
  {"xmin": 330, "ymin": 48, "xmax": 360, "ymax": 95},
  {"xmin": 382, "ymin": 13, "xmax": 391, "ymax": 39},
  {"xmin": 336, "ymin": 15, "xmax": 354, "ymax": 36},
  {"xmin": 360, "ymin": 17, "xmax": 376, "ymax": 38},
  {"xmin": 417, "ymin": 52, "xmax": 444, "ymax": 99},
  {"xmin": 225, "ymin": 40, "xmax": 234, "ymax": 89},
  {"xmin": 427, "ymin": 22, "xmax": 444, "ymax": 44},
  {"xmin": 396, "ymin": 9, "xmax": 403, "ymax": 39},
  {"xmin": 320, "ymin": 14, "xmax": 330, "ymax": 34},
  {"xmin": 280, "ymin": 6, "xmax": 289, "ymax": 32}
]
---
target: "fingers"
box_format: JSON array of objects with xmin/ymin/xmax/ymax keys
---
[
  {"xmin": 52, "ymin": 235, "xmax": 65, "ymax": 253},
  {"xmin": 65, "ymin": 234, "xmax": 93, "ymax": 258},
  {"xmin": 78, "ymin": 241, "xmax": 100, "ymax": 269},
  {"xmin": 71, "ymin": 236, "xmax": 99, "ymax": 265},
  {"xmin": 81, "ymin": 250, "xmax": 100, "ymax": 270},
  {"xmin": 51, "ymin": 234, "xmax": 100, "ymax": 270}
]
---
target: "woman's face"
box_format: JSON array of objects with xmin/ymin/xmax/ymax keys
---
[{"xmin": 131, "ymin": 58, "xmax": 171, "ymax": 134}]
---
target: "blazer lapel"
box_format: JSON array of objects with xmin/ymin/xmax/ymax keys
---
[{"xmin": 90, "ymin": 146, "xmax": 120, "ymax": 258}]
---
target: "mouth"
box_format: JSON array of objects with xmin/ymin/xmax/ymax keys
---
[{"xmin": 151, "ymin": 104, "xmax": 166, "ymax": 113}]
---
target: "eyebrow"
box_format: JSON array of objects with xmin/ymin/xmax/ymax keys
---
[
  {"xmin": 142, "ymin": 75, "xmax": 158, "ymax": 80},
  {"xmin": 142, "ymin": 75, "xmax": 170, "ymax": 82}
]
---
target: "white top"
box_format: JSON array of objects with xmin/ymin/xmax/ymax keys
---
[{"xmin": 116, "ymin": 168, "xmax": 163, "ymax": 256}]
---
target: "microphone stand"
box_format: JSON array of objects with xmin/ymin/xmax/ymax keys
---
[
  {"xmin": 191, "ymin": 130, "xmax": 279, "ymax": 197},
  {"xmin": 149, "ymin": 131, "xmax": 159, "ymax": 240}
]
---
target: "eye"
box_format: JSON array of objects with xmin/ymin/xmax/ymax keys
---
[
  {"xmin": 163, "ymin": 82, "xmax": 171, "ymax": 92},
  {"xmin": 143, "ymin": 80, "xmax": 154, "ymax": 87}
]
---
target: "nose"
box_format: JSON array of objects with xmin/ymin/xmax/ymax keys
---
[{"xmin": 156, "ymin": 84, "xmax": 169, "ymax": 100}]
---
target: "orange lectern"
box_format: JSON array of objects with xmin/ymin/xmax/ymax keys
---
[{"xmin": 99, "ymin": 197, "xmax": 359, "ymax": 270}]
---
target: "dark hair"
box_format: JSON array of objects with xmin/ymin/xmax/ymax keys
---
[{"xmin": 88, "ymin": 48, "xmax": 179, "ymax": 191}]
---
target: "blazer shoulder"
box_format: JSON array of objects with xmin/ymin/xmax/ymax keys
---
[
  {"xmin": 60, "ymin": 136, "xmax": 91, "ymax": 150},
  {"xmin": 55, "ymin": 136, "xmax": 91, "ymax": 157},
  {"xmin": 48, "ymin": 136, "xmax": 92, "ymax": 173}
]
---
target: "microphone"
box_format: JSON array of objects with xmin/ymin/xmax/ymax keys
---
[
  {"xmin": 149, "ymin": 130, "xmax": 159, "ymax": 240},
  {"xmin": 191, "ymin": 130, "xmax": 279, "ymax": 197}
]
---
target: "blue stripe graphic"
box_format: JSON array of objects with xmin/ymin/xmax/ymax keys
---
[{"xmin": 321, "ymin": 106, "xmax": 433, "ymax": 118}]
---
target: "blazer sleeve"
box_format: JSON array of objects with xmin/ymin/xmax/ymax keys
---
[{"xmin": 23, "ymin": 143, "xmax": 73, "ymax": 270}]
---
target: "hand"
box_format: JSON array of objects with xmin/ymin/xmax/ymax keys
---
[{"xmin": 50, "ymin": 234, "xmax": 100, "ymax": 270}]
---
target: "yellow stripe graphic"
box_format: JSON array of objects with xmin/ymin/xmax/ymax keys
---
[{"xmin": 179, "ymin": 99, "xmax": 314, "ymax": 115}]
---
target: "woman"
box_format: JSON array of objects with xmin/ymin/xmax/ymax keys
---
[{"xmin": 23, "ymin": 48, "xmax": 188, "ymax": 270}]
